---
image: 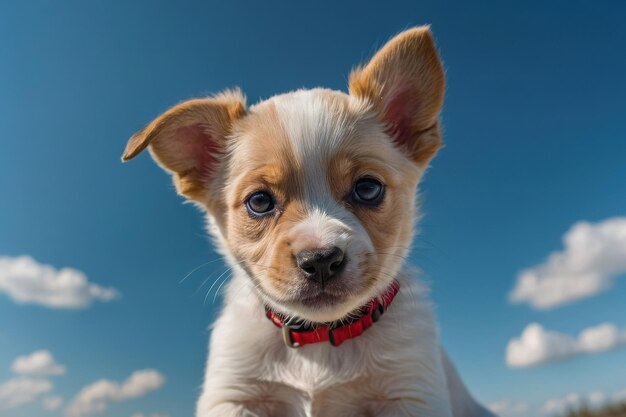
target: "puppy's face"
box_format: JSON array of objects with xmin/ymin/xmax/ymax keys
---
[
  {"xmin": 123, "ymin": 27, "xmax": 445, "ymax": 322},
  {"xmin": 223, "ymin": 90, "xmax": 424, "ymax": 321}
]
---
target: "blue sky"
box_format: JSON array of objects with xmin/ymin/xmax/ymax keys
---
[{"xmin": 1, "ymin": 1, "xmax": 625, "ymax": 417}]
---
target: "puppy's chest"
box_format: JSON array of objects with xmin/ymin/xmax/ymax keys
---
[{"xmin": 261, "ymin": 340, "xmax": 374, "ymax": 392}]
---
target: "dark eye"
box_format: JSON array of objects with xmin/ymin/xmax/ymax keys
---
[
  {"xmin": 352, "ymin": 178, "xmax": 384, "ymax": 206},
  {"xmin": 246, "ymin": 191, "xmax": 275, "ymax": 216}
]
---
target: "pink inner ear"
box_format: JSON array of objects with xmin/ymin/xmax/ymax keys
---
[
  {"xmin": 384, "ymin": 88, "xmax": 421, "ymax": 149},
  {"xmin": 176, "ymin": 124, "xmax": 221, "ymax": 177}
]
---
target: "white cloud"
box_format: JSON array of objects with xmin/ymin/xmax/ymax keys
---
[
  {"xmin": 510, "ymin": 217, "xmax": 626, "ymax": 309},
  {"xmin": 65, "ymin": 369, "xmax": 165, "ymax": 417},
  {"xmin": 130, "ymin": 413, "xmax": 170, "ymax": 417},
  {"xmin": 0, "ymin": 255, "xmax": 119, "ymax": 309},
  {"xmin": 507, "ymin": 322, "xmax": 626, "ymax": 368},
  {"xmin": 587, "ymin": 391, "xmax": 608, "ymax": 407},
  {"xmin": 542, "ymin": 392, "xmax": 582, "ymax": 415},
  {"xmin": 0, "ymin": 377, "xmax": 52, "ymax": 410},
  {"xmin": 43, "ymin": 395, "xmax": 64, "ymax": 411},
  {"xmin": 12, "ymin": 350, "xmax": 66, "ymax": 376},
  {"xmin": 541, "ymin": 388, "xmax": 626, "ymax": 415},
  {"xmin": 494, "ymin": 388, "xmax": 626, "ymax": 417},
  {"xmin": 613, "ymin": 388, "xmax": 626, "ymax": 403},
  {"xmin": 488, "ymin": 400, "xmax": 529, "ymax": 417}
]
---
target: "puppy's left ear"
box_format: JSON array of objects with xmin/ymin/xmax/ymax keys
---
[
  {"xmin": 122, "ymin": 90, "xmax": 246, "ymax": 205},
  {"xmin": 349, "ymin": 26, "xmax": 445, "ymax": 165}
]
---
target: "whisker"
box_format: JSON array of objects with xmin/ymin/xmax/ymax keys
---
[
  {"xmin": 179, "ymin": 258, "xmax": 223, "ymax": 284},
  {"xmin": 194, "ymin": 269, "xmax": 222, "ymax": 295},
  {"xmin": 213, "ymin": 272, "xmax": 232, "ymax": 303},
  {"xmin": 203, "ymin": 267, "xmax": 232, "ymax": 305}
]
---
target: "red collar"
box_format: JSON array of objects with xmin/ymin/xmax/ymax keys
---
[{"xmin": 265, "ymin": 280, "xmax": 400, "ymax": 348}]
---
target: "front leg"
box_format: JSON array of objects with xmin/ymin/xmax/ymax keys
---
[
  {"xmin": 370, "ymin": 399, "xmax": 449, "ymax": 417},
  {"xmin": 196, "ymin": 379, "xmax": 307, "ymax": 417},
  {"xmin": 313, "ymin": 377, "xmax": 453, "ymax": 417},
  {"xmin": 196, "ymin": 339, "xmax": 305, "ymax": 417},
  {"xmin": 196, "ymin": 277, "xmax": 306, "ymax": 417},
  {"xmin": 199, "ymin": 401, "xmax": 269, "ymax": 417}
]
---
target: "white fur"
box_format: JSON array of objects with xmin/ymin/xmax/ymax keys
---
[
  {"xmin": 194, "ymin": 90, "xmax": 496, "ymax": 417},
  {"xmin": 197, "ymin": 267, "xmax": 495, "ymax": 417}
]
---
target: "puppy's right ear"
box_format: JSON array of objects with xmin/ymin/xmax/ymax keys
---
[{"xmin": 122, "ymin": 90, "xmax": 246, "ymax": 203}]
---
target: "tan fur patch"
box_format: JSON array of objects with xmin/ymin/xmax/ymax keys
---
[
  {"xmin": 122, "ymin": 90, "xmax": 246, "ymax": 205},
  {"xmin": 325, "ymin": 136, "xmax": 420, "ymax": 294},
  {"xmin": 223, "ymin": 102, "xmax": 307, "ymax": 296},
  {"xmin": 221, "ymin": 91, "xmax": 422, "ymax": 315},
  {"xmin": 349, "ymin": 26, "xmax": 445, "ymax": 165}
]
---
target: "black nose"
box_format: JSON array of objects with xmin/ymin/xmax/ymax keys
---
[{"xmin": 296, "ymin": 246, "xmax": 346, "ymax": 284}]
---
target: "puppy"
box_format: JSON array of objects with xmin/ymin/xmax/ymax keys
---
[{"xmin": 123, "ymin": 26, "xmax": 496, "ymax": 417}]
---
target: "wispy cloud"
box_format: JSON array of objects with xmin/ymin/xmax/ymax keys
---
[
  {"xmin": 490, "ymin": 387, "xmax": 626, "ymax": 417},
  {"xmin": 12, "ymin": 350, "xmax": 66, "ymax": 376},
  {"xmin": 130, "ymin": 413, "xmax": 170, "ymax": 417},
  {"xmin": 0, "ymin": 377, "xmax": 53, "ymax": 410},
  {"xmin": 43, "ymin": 395, "xmax": 65, "ymax": 411},
  {"xmin": 65, "ymin": 369, "xmax": 165, "ymax": 417},
  {"xmin": 541, "ymin": 387, "xmax": 626, "ymax": 415},
  {"xmin": 542, "ymin": 392, "xmax": 587, "ymax": 416},
  {"xmin": 509, "ymin": 217, "xmax": 626, "ymax": 309},
  {"xmin": 488, "ymin": 399, "xmax": 529, "ymax": 417},
  {"xmin": 0, "ymin": 352, "xmax": 164, "ymax": 415},
  {"xmin": 0, "ymin": 255, "xmax": 119, "ymax": 309},
  {"xmin": 0, "ymin": 350, "xmax": 67, "ymax": 410},
  {"xmin": 507, "ymin": 322, "xmax": 626, "ymax": 368},
  {"xmin": 614, "ymin": 389, "xmax": 626, "ymax": 403}
]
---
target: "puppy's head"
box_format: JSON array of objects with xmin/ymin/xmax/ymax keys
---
[{"xmin": 123, "ymin": 27, "xmax": 444, "ymax": 322}]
